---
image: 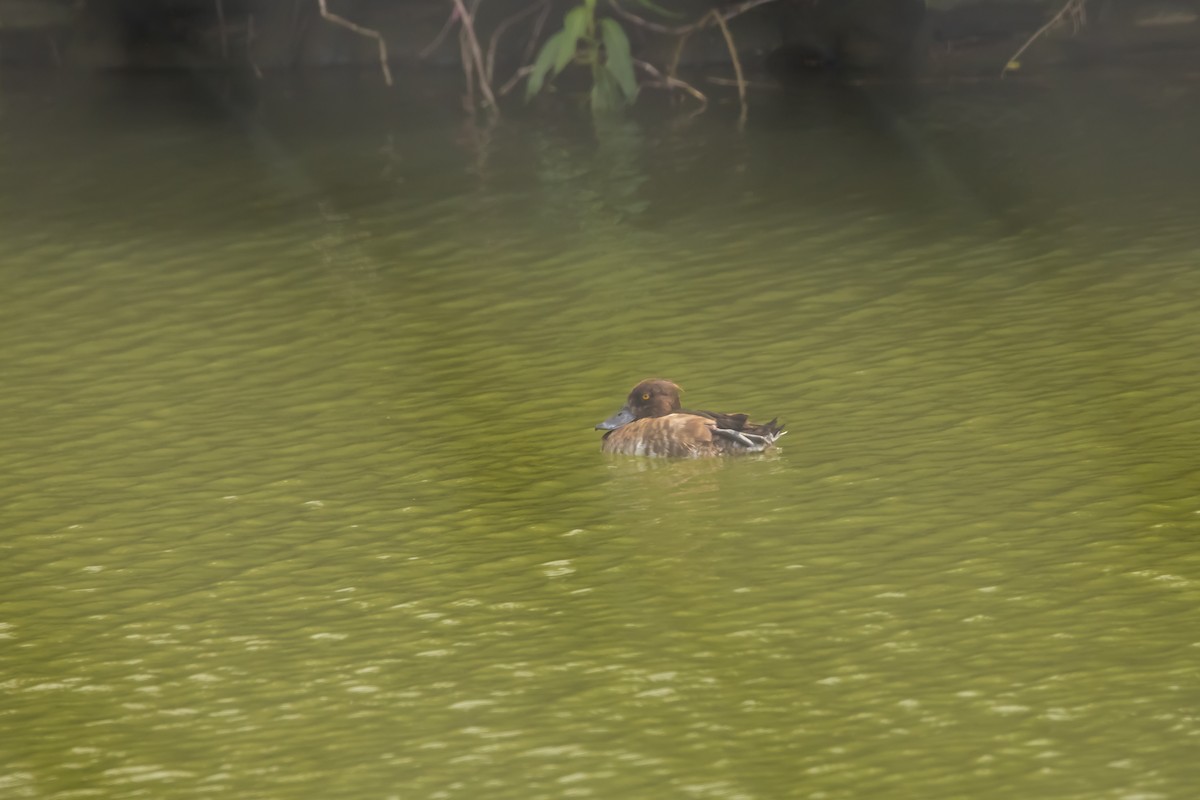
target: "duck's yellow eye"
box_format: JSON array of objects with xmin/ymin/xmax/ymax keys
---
[{"xmin": 641, "ymin": 393, "xmax": 651, "ymax": 401}]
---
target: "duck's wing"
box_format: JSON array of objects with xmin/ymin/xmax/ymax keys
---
[
  {"xmin": 687, "ymin": 410, "xmax": 785, "ymax": 438},
  {"xmin": 711, "ymin": 424, "xmax": 785, "ymax": 452},
  {"xmin": 695, "ymin": 410, "xmax": 785, "ymax": 452},
  {"xmin": 685, "ymin": 409, "xmax": 749, "ymax": 430},
  {"xmin": 745, "ymin": 417, "xmax": 785, "ymax": 438}
]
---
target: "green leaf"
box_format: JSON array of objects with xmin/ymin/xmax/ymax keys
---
[
  {"xmin": 526, "ymin": 29, "xmax": 567, "ymax": 101},
  {"xmin": 599, "ymin": 18, "xmax": 638, "ymax": 103},
  {"xmin": 591, "ymin": 65, "xmax": 624, "ymax": 116},
  {"xmin": 556, "ymin": 6, "xmax": 589, "ymax": 75}
]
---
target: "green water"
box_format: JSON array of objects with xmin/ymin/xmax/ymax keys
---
[{"xmin": 2, "ymin": 72, "xmax": 1199, "ymax": 799}]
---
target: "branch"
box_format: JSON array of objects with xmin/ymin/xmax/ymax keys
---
[
  {"xmin": 523, "ymin": 0, "xmax": 551, "ymax": 62},
  {"xmin": 635, "ymin": 58, "xmax": 707, "ymax": 108},
  {"xmin": 499, "ymin": 65, "xmax": 533, "ymax": 97},
  {"xmin": 215, "ymin": 0, "xmax": 228, "ymax": 59},
  {"xmin": 486, "ymin": 0, "xmax": 544, "ymax": 84},
  {"xmin": 420, "ymin": 6, "xmax": 459, "ymax": 60},
  {"xmin": 1001, "ymin": 0, "xmax": 1086, "ymax": 78},
  {"xmin": 612, "ymin": 0, "xmax": 772, "ymax": 119},
  {"xmin": 460, "ymin": 24, "xmax": 475, "ymax": 109},
  {"xmin": 450, "ymin": 0, "xmax": 499, "ymax": 113},
  {"xmin": 247, "ymin": 13, "xmax": 262, "ymax": 78},
  {"xmin": 317, "ymin": 0, "xmax": 392, "ymax": 86},
  {"xmin": 608, "ymin": 0, "xmax": 781, "ymax": 36},
  {"xmin": 709, "ymin": 9, "xmax": 746, "ymax": 127},
  {"xmin": 706, "ymin": 76, "xmax": 778, "ymax": 90}
]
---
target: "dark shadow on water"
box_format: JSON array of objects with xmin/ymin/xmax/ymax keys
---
[{"xmin": 3, "ymin": 68, "xmax": 1199, "ymax": 264}]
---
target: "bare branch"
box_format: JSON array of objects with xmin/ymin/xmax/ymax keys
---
[
  {"xmin": 460, "ymin": 24, "xmax": 475, "ymax": 109},
  {"xmin": 317, "ymin": 0, "xmax": 392, "ymax": 86},
  {"xmin": 608, "ymin": 0, "xmax": 781, "ymax": 36},
  {"xmin": 499, "ymin": 65, "xmax": 533, "ymax": 97},
  {"xmin": 635, "ymin": 59, "xmax": 707, "ymax": 108},
  {"xmin": 215, "ymin": 0, "xmax": 228, "ymax": 59},
  {"xmin": 709, "ymin": 10, "xmax": 746, "ymax": 126},
  {"xmin": 523, "ymin": 0, "xmax": 551, "ymax": 62},
  {"xmin": 248, "ymin": 13, "xmax": 262, "ymax": 78},
  {"xmin": 706, "ymin": 76, "xmax": 778, "ymax": 90},
  {"xmin": 450, "ymin": 0, "xmax": 499, "ymax": 113},
  {"xmin": 1002, "ymin": 0, "xmax": 1086, "ymax": 78},
  {"xmin": 420, "ymin": 6, "xmax": 460, "ymax": 60},
  {"xmin": 487, "ymin": 0, "xmax": 543, "ymax": 84}
]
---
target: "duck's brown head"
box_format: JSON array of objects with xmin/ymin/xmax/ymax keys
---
[{"xmin": 595, "ymin": 379, "xmax": 683, "ymax": 431}]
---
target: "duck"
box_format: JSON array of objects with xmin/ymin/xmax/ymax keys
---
[{"xmin": 595, "ymin": 379, "xmax": 785, "ymax": 457}]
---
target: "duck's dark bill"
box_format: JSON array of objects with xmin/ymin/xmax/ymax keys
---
[{"xmin": 595, "ymin": 406, "xmax": 635, "ymax": 431}]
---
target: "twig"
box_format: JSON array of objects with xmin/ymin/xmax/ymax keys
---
[
  {"xmin": 449, "ymin": 0, "xmax": 499, "ymax": 113},
  {"xmin": 608, "ymin": 0, "xmax": 780, "ymax": 36},
  {"xmin": 1001, "ymin": 0, "xmax": 1086, "ymax": 78},
  {"xmin": 607, "ymin": 0, "xmax": 689, "ymax": 35},
  {"xmin": 486, "ymin": 0, "xmax": 542, "ymax": 83},
  {"xmin": 667, "ymin": 33, "xmax": 687, "ymax": 77},
  {"xmin": 288, "ymin": 0, "xmax": 307, "ymax": 68},
  {"xmin": 707, "ymin": 76, "xmax": 779, "ymax": 90},
  {"xmin": 215, "ymin": 0, "xmax": 228, "ymax": 59},
  {"xmin": 499, "ymin": 65, "xmax": 533, "ymax": 97},
  {"xmin": 614, "ymin": 0, "xmax": 777, "ymax": 98},
  {"xmin": 709, "ymin": 9, "xmax": 746, "ymax": 127},
  {"xmin": 635, "ymin": 58, "xmax": 707, "ymax": 108},
  {"xmin": 460, "ymin": 25, "xmax": 475, "ymax": 110},
  {"xmin": 420, "ymin": 6, "xmax": 459, "ymax": 60},
  {"xmin": 317, "ymin": 0, "xmax": 392, "ymax": 86},
  {"xmin": 523, "ymin": 0, "xmax": 551, "ymax": 62},
  {"xmin": 247, "ymin": 13, "xmax": 262, "ymax": 78}
]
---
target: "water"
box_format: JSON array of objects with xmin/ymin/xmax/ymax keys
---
[{"xmin": 2, "ymin": 69, "xmax": 1199, "ymax": 800}]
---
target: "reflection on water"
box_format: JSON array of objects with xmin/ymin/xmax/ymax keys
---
[{"xmin": 1, "ymin": 71, "xmax": 1199, "ymax": 800}]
